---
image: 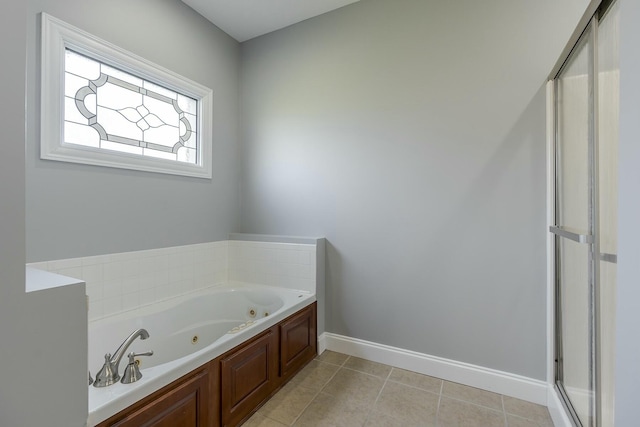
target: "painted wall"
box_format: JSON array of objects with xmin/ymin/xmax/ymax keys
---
[
  {"xmin": 0, "ymin": 0, "xmax": 242, "ymax": 425},
  {"xmin": 240, "ymin": 0, "xmax": 588, "ymax": 379},
  {"xmin": 0, "ymin": 2, "xmax": 87, "ymax": 426},
  {"xmin": 11, "ymin": 0, "xmax": 640, "ymax": 425},
  {"xmin": 615, "ymin": 0, "xmax": 640, "ymax": 424},
  {"xmin": 26, "ymin": 0, "xmax": 241, "ymax": 262}
]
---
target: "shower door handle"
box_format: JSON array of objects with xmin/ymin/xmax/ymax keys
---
[
  {"xmin": 550, "ymin": 227, "xmax": 617, "ymax": 262},
  {"xmin": 600, "ymin": 253, "xmax": 617, "ymax": 263},
  {"xmin": 549, "ymin": 226, "xmax": 594, "ymax": 244}
]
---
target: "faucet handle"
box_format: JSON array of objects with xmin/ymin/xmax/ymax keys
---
[
  {"xmin": 121, "ymin": 350, "xmax": 153, "ymax": 384},
  {"xmin": 93, "ymin": 353, "xmax": 119, "ymax": 388}
]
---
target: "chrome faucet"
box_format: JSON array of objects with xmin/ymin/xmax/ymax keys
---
[{"xmin": 93, "ymin": 328, "xmax": 151, "ymax": 387}]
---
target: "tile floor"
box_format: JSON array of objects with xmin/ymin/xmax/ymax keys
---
[{"xmin": 243, "ymin": 351, "xmax": 554, "ymax": 427}]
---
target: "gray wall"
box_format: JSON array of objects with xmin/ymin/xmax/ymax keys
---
[
  {"xmin": 0, "ymin": 2, "xmax": 87, "ymax": 426},
  {"xmin": 2, "ymin": 1, "xmax": 242, "ymax": 425},
  {"xmin": 240, "ymin": 0, "xmax": 587, "ymax": 379},
  {"xmin": 26, "ymin": 0, "xmax": 241, "ymax": 262},
  {"xmin": 4, "ymin": 0, "xmax": 640, "ymax": 425},
  {"xmin": 615, "ymin": 0, "xmax": 640, "ymax": 424}
]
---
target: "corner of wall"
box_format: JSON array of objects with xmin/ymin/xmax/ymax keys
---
[{"xmin": 315, "ymin": 237, "xmax": 326, "ymax": 336}]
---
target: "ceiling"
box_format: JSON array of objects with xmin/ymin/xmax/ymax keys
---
[{"xmin": 181, "ymin": 0, "xmax": 361, "ymax": 42}]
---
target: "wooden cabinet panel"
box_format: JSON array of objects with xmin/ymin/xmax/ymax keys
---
[
  {"xmin": 220, "ymin": 328, "xmax": 278, "ymax": 427},
  {"xmin": 98, "ymin": 368, "xmax": 210, "ymax": 427},
  {"xmin": 280, "ymin": 302, "xmax": 317, "ymax": 381},
  {"xmin": 145, "ymin": 394, "xmax": 197, "ymax": 427}
]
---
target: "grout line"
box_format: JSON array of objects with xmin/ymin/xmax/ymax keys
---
[
  {"xmin": 260, "ymin": 359, "xmax": 333, "ymax": 426},
  {"xmin": 439, "ymin": 394, "xmax": 506, "ymax": 413},
  {"xmin": 312, "ymin": 359, "xmax": 346, "ymax": 368},
  {"xmin": 286, "ymin": 386, "xmax": 322, "ymax": 427},
  {"xmin": 363, "ymin": 367, "xmax": 393, "ymax": 426},
  {"xmin": 384, "ymin": 367, "xmax": 393, "ymax": 381},
  {"xmin": 502, "ymin": 395, "xmax": 508, "ymax": 427},
  {"xmin": 376, "ymin": 367, "xmax": 393, "ymax": 401},
  {"xmin": 338, "ymin": 354, "xmax": 349, "ymax": 367},
  {"xmin": 286, "ymin": 357, "xmax": 347, "ymax": 426},
  {"xmin": 439, "ymin": 381, "xmax": 509, "ymax": 414},
  {"xmin": 319, "ymin": 363, "xmax": 343, "ymax": 390},
  {"xmin": 436, "ymin": 379, "xmax": 444, "ymax": 423},
  {"xmin": 339, "ymin": 365, "xmax": 392, "ymax": 380},
  {"xmin": 384, "ymin": 377, "xmax": 443, "ymax": 395},
  {"xmin": 322, "ymin": 354, "xmax": 395, "ymax": 426}
]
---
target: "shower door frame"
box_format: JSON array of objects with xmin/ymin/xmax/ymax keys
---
[
  {"xmin": 547, "ymin": 1, "xmax": 616, "ymax": 426},
  {"xmin": 551, "ymin": 18, "xmax": 598, "ymax": 426}
]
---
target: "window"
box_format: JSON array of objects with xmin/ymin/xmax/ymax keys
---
[{"xmin": 41, "ymin": 13, "xmax": 213, "ymax": 178}]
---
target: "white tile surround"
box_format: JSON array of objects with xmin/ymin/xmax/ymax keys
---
[
  {"xmin": 228, "ymin": 240, "xmax": 316, "ymax": 291},
  {"xmin": 26, "ymin": 240, "xmax": 316, "ymax": 321}
]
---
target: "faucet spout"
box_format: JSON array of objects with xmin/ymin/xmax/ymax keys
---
[
  {"xmin": 93, "ymin": 328, "xmax": 150, "ymax": 387},
  {"xmin": 110, "ymin": 328, "xmax": 150, "ymax": 376}
]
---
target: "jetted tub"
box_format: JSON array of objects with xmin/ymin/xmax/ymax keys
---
[{"xmin": 87, "ymin": 282, "xmax": 316, "ymax": 426}]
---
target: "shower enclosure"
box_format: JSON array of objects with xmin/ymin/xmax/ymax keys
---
[{"xmin": 549, "ymin": 1, "xmax": 618, "ymax": 426}]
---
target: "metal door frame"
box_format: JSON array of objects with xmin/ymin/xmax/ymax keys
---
[{"xmin": 549, "ymin": 1, "xmax": 616, "ymax": 425}]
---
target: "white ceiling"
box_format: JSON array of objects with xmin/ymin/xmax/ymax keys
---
[{"xmin": 181, "ymin": 0, "xmax": 361, "ymax": 42}]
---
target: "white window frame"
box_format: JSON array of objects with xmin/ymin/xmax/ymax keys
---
[{"xmin": 41, "ymin": 13, "xmax": 213, "ymax": 179}]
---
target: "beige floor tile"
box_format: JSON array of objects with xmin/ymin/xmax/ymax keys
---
[
  {"xmin": 387, "ymin": 368, "xmax": 442, "ymax": 394},
  {"xmin": 343, "ymin": 357, "xmax": 392, "ymax": 378},
  {"xmin": 373, "ymin": 381, "xmax": 438, "ymax": 426},
  {"xmin": 289, "ymin": 360, "xmax": 341, "ymax": 391},
  {"xmin": 442, "ymin": 381, "xmax": 503, "ymax": 411},
  {"xmin": 316, "ymin": 350, "xmax": 350, "ymax": 366},
  {"xmin": 249, "ymin": 351, "xmax": 555, "ymax": 427},
  {"xmin": 257, "ymin": 381, "xmax": 318, "ymax": 425},
  {"xmin": 365, "ymin": 411, "xmax": 415, "ymax": 427},
  {"xmin": 506, "ymin": 414, "xmax": 546, "ymax": 427},
  {"xmin": 322, "ymin": 367, "xmax": 385, "ymax": 406},
  {"xmin": 293, "ymin": 392, "xmax": 370, "ymax": 427},
  {"xmin": 503, "ymin": 397, "xmax": 553, "ymax": 426},
  {"xmin": 243, "ymin": 412, "xmax": 289, "ymax": 427},
  {"xmin": 437, "ymin": 397, "xmax": 506, "ymax": 427}
]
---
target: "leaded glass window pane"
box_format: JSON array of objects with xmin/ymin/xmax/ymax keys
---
[{"xmin": 63, "ymin": 49, "xmax": 199, "ymax": 165}]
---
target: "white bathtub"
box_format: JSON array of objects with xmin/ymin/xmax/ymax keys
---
[{"xmin": 87, "ymin": 282, "xmax": 316, "ymax": 426}]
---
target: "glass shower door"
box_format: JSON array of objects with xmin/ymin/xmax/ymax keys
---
[
  {"xmin": 596, "ymin": 3, "xmax": 619, "ymax": 426},
  {"xmin": 552, "ymin": 3, "xmax": 619, "ymax": 425},
  {"xmin": 554, "ymin": 23, "xmax": 595, "ymax": 427}
]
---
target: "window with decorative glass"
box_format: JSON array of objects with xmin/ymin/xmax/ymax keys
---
[{"xmin": 41, "ymin": 13, "xmax": 213, "ymax": 178}]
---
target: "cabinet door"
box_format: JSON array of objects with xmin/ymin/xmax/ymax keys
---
[
  {"xmin": 220, "ymin": 328, "xmax": 278, "ymax": 427},
  {"xmin": 280, "ymin": 302, "xmax": 317, "ymax": 381},
  {"xmin": 102, "ymin": 368, "xmax": 210, "ymax": 427}
]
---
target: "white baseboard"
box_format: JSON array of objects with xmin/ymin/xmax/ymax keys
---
[
  {"xmin": 317, "ymin": 332, "xmax": 327, "ymax": 355},
  {"xmin": 321, "ymin": 332, "xmax": 549, "ymax": 406}
]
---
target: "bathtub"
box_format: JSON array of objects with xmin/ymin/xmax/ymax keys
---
[{"xmin": 87, "ymin": 282, "xmax": 316, "ymax": 426}]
